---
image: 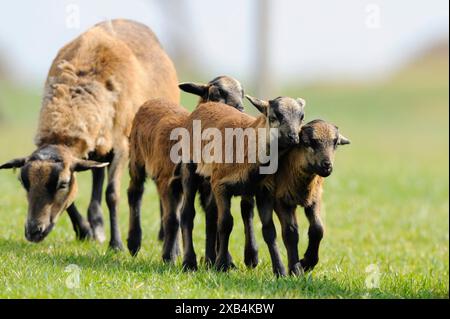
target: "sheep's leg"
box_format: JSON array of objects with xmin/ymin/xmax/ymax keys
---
[
  {"xmin": 300, "ymin": 201, "xmax": 324, "ymax": 272},
  {"xmin": 275, "ymin": 201, "xmax": 302, "ymax": 276},
  {"xmin": 199, "ymin": 180, "xmax": 218, "ymax": 267},
  {"xmin": 157, "ymin": 199, "xmax": 164, "ymax": 241},
  {"xmin": 240, "ymin": 195, "xmax": 259, "ymax": 268},
  {"xmin": 159, "ymin": 181, "xmax": 182, "ymax": 263},
  {"xmin": 204, "ymin": 199, "xmax": 218, "ymax": 267},
  {"xmin": 214, "ymin": 185, "xmax": 234, "ymax": 272},
  {"xmin": 87, "ymin": 167, "xmax": 106, "ymax": 242},
  {"xmin": 105, "ymin": 150, "xmax": 126, "ymax": 251},
  {"xmin": 180, "ymin": 163, "xmax": 199, "ymax": 270},
  {"xmin": 67, "ymin": 203, "xmax": 92, "ymax": 240},
  {"xmin": 126, "ymin": 164, "xmax": 146, "ymax": 256},
  {"xmin": 255, "ymin": 191, "xmax": 286, "ymax": 276}
]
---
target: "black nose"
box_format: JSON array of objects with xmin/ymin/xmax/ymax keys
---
[
  {"xmin": 25, "ymin": 223, "xmax": 46, "ymax": 242},
  {"xmin": 322, "ymin": 160, "xmax": 332, "ymax": 169},
  {"xmin": 287, "ymin": 133, "xmax": 300, "ymax": 144}
]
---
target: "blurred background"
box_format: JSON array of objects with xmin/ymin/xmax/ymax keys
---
[{"xmin": 0, "ymin": 0, "xmax": 448, "ymax": 298}]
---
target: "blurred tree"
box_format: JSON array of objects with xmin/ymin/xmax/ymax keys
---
[
  {"xmin": 253, "ymin": 0, "xmax": 272, "ymax": 99},
  {"xmin": 154, "ymin": 0, "xmax": 198, "ymax": 79}
]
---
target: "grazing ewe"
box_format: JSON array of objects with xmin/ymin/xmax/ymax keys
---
[
  {"xmin": 126, "ymin": 76, "xmax": 245, "ymax": 261},
  {"xmin": 0, "ymin": 19, "xmax": 179, "ymax": 249},
  {"xmin": 257, "ymin": 119, "xmax": 350, "ymax": 276},
  {"xmin": 180, "ymin": 95, "xmax": 306, "ymax": 271}
]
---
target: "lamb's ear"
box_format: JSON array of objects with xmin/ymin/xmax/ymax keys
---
[
  {"xmin": 207, "ymin": 85, "xmax": 221, "ymax": 101},
  {"xmin": 179, "ymin": 82, "xmax": 208, "ymax": 97},
  {"xmin": 246, "ymin": 95, "xmax": 269, "ymax": 115},
  {"xmin": 0, "ymin": 157, "xmax": 28, "ymax": 169},
  {"xmin": 71, "ymin": 160, "xmax": 109, "ymax": 172},
  {"xmin": 338, "ymin": 134, "xmax": 351, "ymax": 145},
  {"xmin": 296, "ymin": 98, "xmax": 306, "ymax": 110}
]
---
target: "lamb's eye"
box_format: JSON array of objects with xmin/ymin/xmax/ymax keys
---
[
  {"xmin": 300, "ymin": 113, "xmax": 305, "ymax": 121},
  {"xmin": 218, "ymin": 88, "xmax": 227, "ymax": 97}
]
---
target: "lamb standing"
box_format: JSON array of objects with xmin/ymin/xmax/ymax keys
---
[{"xmin": 127, "ymin": 76, "xmax": 245, "ymax": 261}]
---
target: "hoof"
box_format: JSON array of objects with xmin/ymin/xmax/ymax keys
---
[
  {"xmin": 300, "ymin": 258, "xmax": 317, "ymax": 272},
  {"xmin": 76, "ymin": 225, "xmax": 93, "ymax": 241},
  {"xmin": 204, "ymin": 256, "xmax": 215, "ymax": 269},
  {"xmin": 215, "ymin": 255, "xmax": 234, "ymax": 272},
  {"xmin": 182, "ymin": 258, "xmax": 198, "ymax": 271},
  {"xmin": 127, "ymin": 238, "xmax": 141, "ymax": 257},
  {"xmin": 273, "ymin": 265, "xmax": 287, "ymax": 277},
  {"xmin": 92, "ymin": 225, "xmax": 106, "ymax": 243},
  {"xmin": 290, "ymin": 262, "xmax": 305, "ymax": 276},
  {"xmin": 108, "ymin": 240, "xmax": 124, "ymax": 252},
  {"xmin": 244, "ymin": 249, "xmax": 259, "ymax": 269}
]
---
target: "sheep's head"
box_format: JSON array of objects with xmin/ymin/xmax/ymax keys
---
[
  {"xmin": 300, "ymin": 120, "xmax": 350, "ymax": 177},
  {"xmin": 179, "ymin": 75, "xmax": 245, "ymax": 111},
  {"xmin": 246, "ymin": 95, "xmax": 306, "ymax": 148},
  {"xmin": 0, "ymin": 145, "xmax": 107, "ymax": 242}
]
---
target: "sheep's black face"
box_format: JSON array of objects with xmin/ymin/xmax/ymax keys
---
[
  {"xmin": 179, "ymin": 75, "xmax": 245, "ymax": 112},
  {"xmin": 268, "ymin": 97, "xmax": 305, "ymax": 148},
  {"xmin": 300, "ymin": 120, "xmax": 350, "ymax": 177},
  {"xmin": 0, "ymin": 145, "xmax": 108, "ymax": 243}
]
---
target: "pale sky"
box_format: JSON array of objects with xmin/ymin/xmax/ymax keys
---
[{"xmin": 0, "ymin": 0, "xmax": 448, "ymax": 86}]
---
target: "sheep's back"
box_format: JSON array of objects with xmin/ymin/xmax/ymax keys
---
[{"xmin": 130, "ymin": 98, "xmax": 189, "ymax": 184}]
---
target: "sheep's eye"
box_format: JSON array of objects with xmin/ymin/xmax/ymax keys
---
[
  {"xmin": 300, "ymin": 113, "xmax": 305, "ymax": 121},
  {"xmin": 218, "ymin": 88, "xmax": 227, "ymax": 97}
]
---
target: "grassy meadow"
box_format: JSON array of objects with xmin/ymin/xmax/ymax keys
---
[{"xmin": 0, "ymin": 54, "xmax": 448, "ymax": 298}]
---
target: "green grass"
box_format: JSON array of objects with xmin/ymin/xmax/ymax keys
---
[{"xmin": 0, "ymin": 66, "xmax": 448, "ymax": 298}]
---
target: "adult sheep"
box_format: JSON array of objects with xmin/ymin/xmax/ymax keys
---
[{"xmin": 0, "ymin": 19, "xmax": 179, "ymax": 250}]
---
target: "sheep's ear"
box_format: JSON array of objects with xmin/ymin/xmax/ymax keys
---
[
  {"xmin": 179, "ymin": 82, "xmax": 208, "ymax": 97},
  {"xmin": 338, "ymin": 134, "xmax": 351, "ymax": 145},
  {"xmin": 71, "ymin": 160, "xmax": 109, "ymax": 172},
  {"xmin": 0, "ymin": 157, "xmax": 28, "ymax": 169},
  {"xmin": 246, "ymin": 95, "xmax": 269, "ymax": 115},
  {"xmin": 296, "ymin": 98, "xmax": 306, "ymax": 110},
  {"xmin": 207, "ymin": 85, "xmax": 221, "ymax": 101}
]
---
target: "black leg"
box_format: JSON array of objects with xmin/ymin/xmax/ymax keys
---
[
  {"xmin": 214, "ymin": 185, "xmax": 234, "ymax": 272},
  {"xmin": 105, "ymin": 150, "xmax": 126, "ymax": 251},
  {"xmin": 87, "ymin": 167, "xmax": 105, "ymax": 242},
  {"xmin": 67, "ymin": 203, "xmax": 92, "ymax": 240},
  {"xmin": 300, "ymin": 201, "xmax": 324, "ymax": 272},
  {"xmin": 127, "ymin": 164, "xmax": 146, "ymax": 256},
  {"xmin": 160, "ymin": 180, "xmax": 182, "ymax": 263},
  {"xmin": 240, "ymin": 195, "xmax": 259, "ymax": 268},
  {"xmin": 201, "ymin": 184, "xmax": 218, "ymax": 267},
  {"xmin": 106, "ymin": 182, "xmax": 123, "ymax": 250},
  {"xmin": 256, "ymin": 191, "xmax": 286, "ymax": 276},
  {"xmin": 180, "ymin": 163, "xmax": 199, "ymax": 270},
  {"xmin": 275, "ymin": 201, "xmax": 302, "ymax": 276}
]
